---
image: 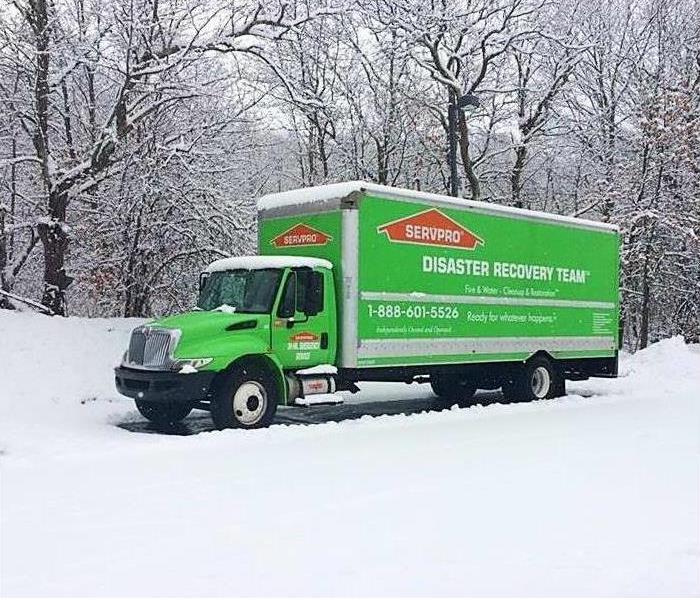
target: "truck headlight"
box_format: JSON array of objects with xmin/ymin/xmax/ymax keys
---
[{"xmin": 171, "ymin": 357, "xmax": 213, "ymax": 372}]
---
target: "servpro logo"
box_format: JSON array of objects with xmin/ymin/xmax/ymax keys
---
[
  {"xmin": 287, "ymin": 331, "xmax": 320, "ymax": 351},
  {"xmin": 290, "ymin": 332, "xmax": 319, "ymax": 343},
  {"xmin": 377, "ymin": 209, "xmax": 484, "ymax": 250},
  {"xmin": 271, "ymin": 224, "xmax": 332, "ymax": 248}
]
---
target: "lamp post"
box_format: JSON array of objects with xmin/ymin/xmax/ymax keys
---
[{"xmin": 448, "ymin": 91, "xmax": 480, "ymax": 197}]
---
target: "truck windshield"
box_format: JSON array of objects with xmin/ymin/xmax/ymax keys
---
[{"xmin": 197, "ymin": 269, "xmax": 282, "ymax": 313}]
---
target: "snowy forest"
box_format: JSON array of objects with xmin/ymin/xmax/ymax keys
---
[{"xmin": 0, "ymin": 0, "xmax": 698, "ymax": 349}]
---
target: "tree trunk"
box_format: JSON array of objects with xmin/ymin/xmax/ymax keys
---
[
  {"xmin": 29, "ymin": 0, "xmax": 72, "ymax": 315},
  {"xmin": 376, "ymin": 140, "xmax": 388, "ymax": 184},
  {"xmin": 457, "ymin": 110, "xmax": 480, "ymax": 201},
  {"xmin": 639, "ymin": 260, "xmax": 650, "ymax": 349},
  {"xmin": 0, "ymin": 132, "xmax": 13, "ymax": 308},
  {"xmin": 124, "ymin": 283, "xmax": 150, "ymax": 317},
  {"xmin": 511, "ymin": 144, "xmax": 527, "ymax": 208},
  {"xmin": 638, "ymin": 220, "xmax": 657, "ymax": 349},
  {"xmin": 37, "ymin": 189, "xmax": 71, "ymax": 316},
  {"xmin": 0, "ymin": 208, "xmax": 9, "ymax": 310},
  {"xmin": 318, "ymin": 126, "xmax": 329, "ymax": 179}
]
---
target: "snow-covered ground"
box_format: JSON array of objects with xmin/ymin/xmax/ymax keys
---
[{"xmin": 1, "ymin": 310, "xmax": 698, "ymax": 596}]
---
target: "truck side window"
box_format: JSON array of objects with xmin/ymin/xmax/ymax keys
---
[
  {"xmin": 295, "ymin": 269, "xmax": 324, "ymax": 316},
  {"xmin": 278, "ymin": 269, "xmax": 324, "ymax": 317},
  {"xmin": 277, "ymin": 272, "xmax": 296, "ymax": 318},
  {"xmin": 295, "ymin": 270, "xmax": 308, "ymax": 313}
]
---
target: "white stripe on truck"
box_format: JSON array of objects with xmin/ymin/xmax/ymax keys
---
[
  {"xmin": 340, "ymin": 208, "xmax": 360, "ymax": 368},
  {"xmin": 358, "ymin": 336, "xmax": 616, "ymax": 358},
  {"xmin": 360, "ymin": 291, "xmax": 616, "ymax": 310}
]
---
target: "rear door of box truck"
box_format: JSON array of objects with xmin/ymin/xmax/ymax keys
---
[{"xmin": 354, "ymin": 193, "xmax": 620, "ymax": 369}]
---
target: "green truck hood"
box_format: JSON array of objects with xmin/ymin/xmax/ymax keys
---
[
  {"xmin": 149, "ymin": 311, "xmax": 271, "ymax": 368},
  {"xmin": 153, "ymin": 310, "xmax": 262, "ymax": 332}
]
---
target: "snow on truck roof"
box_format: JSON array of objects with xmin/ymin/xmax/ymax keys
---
[
  {"xmin": 204, "ymin": 255, "xmax": 332, "ymax": 273},
  {"xmin": 258, "ymin": 181, "xmax": 619, "ymax": 233}
]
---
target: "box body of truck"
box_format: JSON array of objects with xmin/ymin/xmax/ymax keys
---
[
  {"xmin": 258, "ymin": 182, "xmax": 619, "ymax": 378},
  {"xmin": 115, "ymin": 181, "xmax": 619, "ymax": 430}
]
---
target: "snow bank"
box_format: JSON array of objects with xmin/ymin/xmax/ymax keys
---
[
  {"xmin": 1, "ymin": 310, "xmax": 698, "ymax": 596},
  {"xmin": 0, "ymin": 311, "xmax": 140, "ymax": 406},
  {"xmin": 0, "ymin": 310, "xmax": 144, "ymax": 457},
  {"xmin": 620, "ymin": 335, "xmax": 693, "ymax": 376}
]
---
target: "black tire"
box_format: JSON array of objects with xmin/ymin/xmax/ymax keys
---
[
  {"xmin": 550, "ymin": 374, "xmax": 567, "ymax": 399},
  {"xmin": 431, "ymin": 374, "xmax": 477, "ymax": 409},
  {"xmin": 135, "ymin": 400, "xmax": 192, "ymax": 425},
  {"xmin": 211, "ymin": 361, "xmax": 278, "ymax": 429},
  {"xmin": 500, "ymin": 379, "xmax": 518, "ymax": 403},
  {"xmin": 502, "ymin": 356, "xmax": 561, "ymax": 403}
]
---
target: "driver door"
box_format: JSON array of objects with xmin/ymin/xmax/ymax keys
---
[{"xmin": 271, "ymin": 268, "xmax": 332, "ymax": 369}]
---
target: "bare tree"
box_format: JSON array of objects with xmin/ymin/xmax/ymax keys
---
[
  {"xmin": 507, "ymin": 1, "xmax": 586, "ymax": 207},
  {"xmin": 0, "ymin": 0, "xmax": 328, "ymax": 314},
  {"xmin": 362, "ymin": 0, "xmax": 545, "ymax": 200}
]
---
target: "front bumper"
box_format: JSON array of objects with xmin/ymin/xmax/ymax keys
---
[{"xmin": 115, "ymin": 366, "xmax": 216, "ymax": 403}]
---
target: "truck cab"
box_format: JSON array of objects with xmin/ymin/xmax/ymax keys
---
[{"xmin": 115, "ymin": 255, "xmax": 339, "ymax": 429}]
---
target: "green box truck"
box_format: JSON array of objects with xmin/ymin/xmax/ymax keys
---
[{"xmin": 115, "ymin": 181, "xmax": 620, "ymax": 429}]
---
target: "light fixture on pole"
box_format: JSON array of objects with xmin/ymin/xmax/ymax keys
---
[{"xmin": 448, "ymin": 92, "xmax": 480, "ymax": 197}]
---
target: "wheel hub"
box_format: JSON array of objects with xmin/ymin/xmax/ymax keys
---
[
  {"xmin": 246, "ymin": 396, "xmax": 259, "ymax": 412},
  {"xmin": 531, "ymin": 366, "xmax": 551, "ymax": 399},
  {"xmin": 232, "ymin": 381, "xmax": 267, "ymax": 425}
]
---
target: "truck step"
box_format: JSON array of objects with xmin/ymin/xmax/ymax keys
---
[{"xmin": 292, "ymin": 394, "xmax": 344, "ymax": 407}]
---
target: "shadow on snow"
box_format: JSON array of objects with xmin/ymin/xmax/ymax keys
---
[{"xmin": 115, "ymin": 389, "xmax": 577, "ymax": 436}]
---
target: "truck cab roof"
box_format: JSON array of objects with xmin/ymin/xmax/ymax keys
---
[{"xmin": 203, "ymin": 255, "xmax": 332, "ymax": 273}]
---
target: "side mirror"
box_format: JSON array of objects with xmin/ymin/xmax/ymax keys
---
[{"xmin": 199, "ymin": 272, "xmax": 210, "ymax": 293}]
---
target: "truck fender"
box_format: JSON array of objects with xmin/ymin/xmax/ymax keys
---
[
  {"xmin": 213, "ymin": 353, "xmax": 288, "ymax": 405},
  {"xmin": 525, "ymin": 349, "xmax": 559, "ymax": 369}
]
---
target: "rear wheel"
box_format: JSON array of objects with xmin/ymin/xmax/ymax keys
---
[
  {"xmin": 431, "ymin": 374, "xmax": 477, "ymax": 409},
  {"xmin": 135, "ymin": 400, "xmax": 192, "ymax": 425},
  {"xmin": 211, "ymin": 361, "xmax": 278, "ymax": 429},
  {"xmin": 550, "ymin": 375, "xmax": 567, "ymax": 399},
  {"xmin": 502, "ymin": 356, "xmax": 562, "ymax": 403}
]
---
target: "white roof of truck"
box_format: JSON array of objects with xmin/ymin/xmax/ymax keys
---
[
  {"xmin": 258, "ymin": 181, "xmax": 619, "ymax": 233},
  {"xmin": 204, "ymin": 255, "xmax": 332, "ymax": 273}
]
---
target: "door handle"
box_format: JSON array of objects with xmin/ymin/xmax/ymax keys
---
[{"xmin": 320, "ymin": 332, "xmax": 328, "ymax": 349}]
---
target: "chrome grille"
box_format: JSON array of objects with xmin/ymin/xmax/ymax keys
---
[
  {"xmin": 127, "ymin": 328, "xmax": 173, "ymax": 368},
  {"xmin": 128, "ymin": 330, "xmax": 146, "ymax": 364}
]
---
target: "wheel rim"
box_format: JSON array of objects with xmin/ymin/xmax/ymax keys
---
[
  {"xmin": 530, "ymin": 366, "xmax": 551, "ymax": 399},
  {"xmin": 232, "ymin": 381, "xmax": 267, "ymax": 425}
]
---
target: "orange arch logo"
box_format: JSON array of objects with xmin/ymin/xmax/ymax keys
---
[
  {"xmin": 377, "ymin": 209, "xmax": 483, "ymax": 250},
  {"xmin": 271, "ymin": 224, "xmax": 332, "ymax": 248}
]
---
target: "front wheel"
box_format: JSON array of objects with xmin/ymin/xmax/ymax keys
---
[
  {"xmin": 135, "ymin": 400, "xmax": 192, "ymax": 425},
  {"xmin": 211, "ymin": 362, "xmax": 278, "ymax": 429}
]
